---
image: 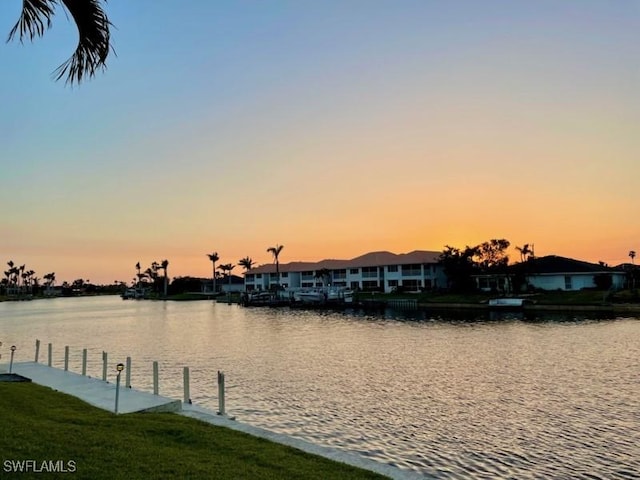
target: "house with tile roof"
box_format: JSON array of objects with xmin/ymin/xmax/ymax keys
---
[
  {"xmin": 514, "ymin": 255, "xmax": 626, "ymax": 292},
  {"xmin": 244, "ymin": 250, "xmax": 447, "ymax": 293}
]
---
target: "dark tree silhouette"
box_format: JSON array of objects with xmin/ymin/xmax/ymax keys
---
[{"xmin": 7, "ymin": 0, "xmax": 113, "ymax": 84}]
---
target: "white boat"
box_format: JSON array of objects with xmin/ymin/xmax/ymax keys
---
[
  {"xmin": 121, "ymin": 288, "xmax": 146, "ymax": 300},
  {"xmin": 488, "ymin": 298, "xmax": 527, "ymax": 308},
  {"xmin": 293, "ymin": 288, "xmax": 354, "ymax": 304}
]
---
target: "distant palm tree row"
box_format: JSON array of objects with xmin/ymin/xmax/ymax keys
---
[
  {"xmin": 132, "ymin": 260, "xmax": 169, "ymax": 297},
  {"xmin": 204, "ymin": 245, "xmax": 282, "ymax": 293},
  {"xmin": 1, "ymin": 260, "xmax": 57, "ymax": 297}
]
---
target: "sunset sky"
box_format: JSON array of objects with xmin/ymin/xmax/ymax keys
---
[{"xmin": 1, "ymin": 1, "xmax": 638, "ymax": 285}]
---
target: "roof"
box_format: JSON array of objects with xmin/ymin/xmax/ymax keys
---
[
  {"xmin": 247, "ymin": 250, "xmax": 442, "ymax": 274},
  {"xmin": 515, "ymin": 255, "xmax": 625, "ymax": 275}
]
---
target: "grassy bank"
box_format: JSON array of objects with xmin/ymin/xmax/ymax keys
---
[
  {"xmin": 357, "ymin": 289, "xmax": 640, "ymax": 307},
  {"xmin": 0, "ymin": 383, "xmax": 387, "ymax": 480}
]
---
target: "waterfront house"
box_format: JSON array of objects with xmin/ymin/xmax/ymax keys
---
[
  {"xmin": 244, "ymin": 250, "xmax": 447, "ymax": 293},
  {"xmin": 515, "ymin": 255, "xmax": 626, "ymax": 291}
]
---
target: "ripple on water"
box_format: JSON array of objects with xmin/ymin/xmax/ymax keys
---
[{"xmin": 1, "ymin": 298, "xmax": 640, "ymax": 478}]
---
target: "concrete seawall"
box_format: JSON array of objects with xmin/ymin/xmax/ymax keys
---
[{"xmin": 2, "ymin": 361, "xmax": 422, "ymax": 480}]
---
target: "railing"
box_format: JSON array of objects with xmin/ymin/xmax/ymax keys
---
[{"xmin": 31, "ymin": 339, "xmax": 231, "ymax": 416}]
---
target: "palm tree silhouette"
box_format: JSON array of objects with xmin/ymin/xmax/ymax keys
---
[
  {"xmin": 8, "ymin": 0, "xmax": 112, "ymax": 85},
  {"xmin": 267, "ymin": 245, "xmax": 284, "ymax": 290},
  {"xmin": 238, "ymin": 257, "xmax": 255, "ymax": 272},
  {"xmin": 207, "ymin": 252, "xmax": 219, "ymax": 294},
  {"xmin": 218, "ymin": 263, "xmax": 235, "ymax": 292},
  {"xmin": 315, "ymin": 268, "xmax": 331, "ymax": 288},
  {"xmin": 160, "ymin": 260, "xmax": 169, "ymax": 297},
  {"xmin": 629, "ymin": 251, "xmax": 636, "ymax": 265},
  {"xmin": 515, "ymin": 244, "xmax": 533, "ymax": 263}
]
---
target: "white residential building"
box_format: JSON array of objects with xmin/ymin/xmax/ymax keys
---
[{"xmin": 244, "ymin": 250, "xmax": 446, "ymax": 293}]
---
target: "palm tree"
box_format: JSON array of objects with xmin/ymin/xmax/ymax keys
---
[
  {"xmin": 160, "ymin": 259, "xmax": 169, "ymax": 297},
  {"xmin": 218, "ymin": 263, "xmax": 235, "ymax": 292},
  {"xmin": 515, "ymin": 244, "xmax": 533, "ymax": 263},
  {"xmin": 238, "ymin": 256, "xmax": 255, "ymax": 272},
  {"xmin": 207, "ymin": 252, "xmax": 219, "ymax": 294},
  {"xmin": 8, "ymin": 0, "xmax": 113, "ymax": 85},
  {"xmin": 629, "ymin": 251, "xmax": 636, "ymax": 265},
  {"xmin": 43, "ymin": 272, "xmax": 56, "ymax": 295},
  {"xmin": 314, "ymin": 268, "xmax": 331, "ymax": 288},
  {"xmin": 267, "ymin": 244, "xmax": 284, "ymax": 289}
]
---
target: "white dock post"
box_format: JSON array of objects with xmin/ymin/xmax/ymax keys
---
[
  {"xmin": 153, "ymin": 361, "xmax": 159, "ymax": 395},
  {"xmin": 47, "ymin": 343, "xmax": 52, "ymax": 367},
  {"xmin": 64, "ymin": 346, "xmax": 69, "ymax": 371},
  {"xmin": 102, "ymin": 351, "xmax": 108, "ymax": 381},
  {"xmin": 82, "ymin": 349, "xmax": 87, "ymax": 375},
  {"xmin": 35, "ymin": 339, "xmax": 40, "ymax": 363},
  {"xmin": 125, "ymin": 357, "xmax": 132, "ymax": 388},
  {"xmin": 183, "ymin": 367, "xmax": 191, "ymax": 404},
  {"xmin": 217, "ymin": 370, "xmax": 226, "ymax": 416}
]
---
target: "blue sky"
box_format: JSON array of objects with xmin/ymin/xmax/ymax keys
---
[{"xmin": 1, "ymin": 1, "xmax": 638, "ymax": 284}]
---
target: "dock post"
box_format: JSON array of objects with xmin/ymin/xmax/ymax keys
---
[
  {"xmin": 217, "ymin": 370, "xmax": 226, "ymax": 416},
  {"xmin": 153, "ymin": 361, "xmax": 159, "ymax": 395},
  {"xmin": 47, "ymin": 343, "xmax": 52, "ymax": 367},
  {"xmin": 35, "ymin": 339, "xmax": 40, "ymax": 363},
  {"xmin": 64, "ymin": 346, "xmax": 69, "ymax": 371},
  {"xmin": 82, "ymin": 349, "xmax": 87, "ymax": 376},
  {"xmin": 9, "ymin": 346, "xmax": 16, "ymax": 374},
  {"xmin": 102, "ymin": 351, "xmax": 108, "ymax": 381},
  {"xmin": 125, "ymin": 357, "xmax": 132, "ymax": 388},
  {"xmin": 183, "ymin": 367, "xmax": 191, "ymax": 404}
]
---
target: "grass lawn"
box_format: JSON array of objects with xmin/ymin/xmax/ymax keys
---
[{"xmin": 0, "ymin": 383, "xmax": 388, "ymax": 480}]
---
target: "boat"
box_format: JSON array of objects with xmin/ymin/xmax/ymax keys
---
[
  {"xmin": 121, "ymin": 288, "xmax": 147, "ymax": 300},
  {"xmin": 293, "ymin": 288, "xmax": 354, "ymax": 304},
  {"xmin": 488, "ymin": 298, "xmax": 528, "ymax": 308}
]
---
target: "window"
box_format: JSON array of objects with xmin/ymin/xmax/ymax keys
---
[
  {"xmin": 362, "ymin": 280, "xmax": 379, "ymax": 291},
  {"xmin": 256, "ymin": 274, "xmax": 262, "ymax": 279},
  {"xmin": 388, "ymin": 279, "xmax": 398, "ymax": 287},
  {"xmin": 245, "ymin": 274, "xmax": 254, "ymax": 281},
  {"xmin": 362, "ymin": 267, "xmax": 378, "ymax": 278},
  {"xmin": 350, "ymin": 268, "xmax": 359, "ymax": 274},
  {"xmin": 282, "ymin": 272, "xmax": 288, "ymax": 278},
  {"xmin": 401, "ymin": 264, "xmax": 422, "ymax": 276},
  {"xmin": 402, "ymin": 279, "xmax": 421, "ymax": 291},
  {"xmin": 564, "ymin": 276, "xmax": 572, "ymax": 290},
  {"xmin": 333, "ymin": 269, "xmax": 346, "ymax": 279},
  {"xmin": 270, "ymin": 273, "xmax": 278, "ymax": 279},
  {"xmin": 350, "ymin": 281, "xmax": 360, "ymax": 289},
  {"xmin": 387, "ymin": 265, "xmax": 398, "ymax": 272}
]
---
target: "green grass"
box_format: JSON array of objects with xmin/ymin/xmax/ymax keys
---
[{"xmin": 0, "ymin": 383, "xmax": 388, "ymax": 480}]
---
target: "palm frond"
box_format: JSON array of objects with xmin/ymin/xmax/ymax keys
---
[
  {"xmin": 7, "ymin": 0, "xmax": 56, "ymax": 41},
  {"xmin": 53, "ymin": 0, "xmax": 112, "ymax": 85}
]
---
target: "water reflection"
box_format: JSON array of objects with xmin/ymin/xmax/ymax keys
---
[{"xmin": 1, "ymin": 297, "xmax": 638, "ymax": 479}]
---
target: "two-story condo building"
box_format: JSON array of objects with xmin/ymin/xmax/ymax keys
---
[{"xmin": 244, "ymin": 250, "xmax": 446, "ymax": 293}]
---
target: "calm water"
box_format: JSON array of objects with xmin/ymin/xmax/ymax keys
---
[{"xmin": 1, "ymin": 296, "xmax": 639, "ymax": 479}]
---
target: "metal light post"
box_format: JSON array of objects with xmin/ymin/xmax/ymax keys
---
[
  {"xmin": 115, "ymin": 363, "xmax": 125, "ymax": 414},
  {"xmin": 9, "ymin": 345, "xmax": 16, "ymax": 374}
]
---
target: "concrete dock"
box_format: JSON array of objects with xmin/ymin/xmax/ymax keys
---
[
  {"xmin": 7, "ymin": 361, "xmax": 181, "ymax": 414},
  {"xmin": 1, "ymin": 361, "xmax": 422, "ymax": 480}
]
